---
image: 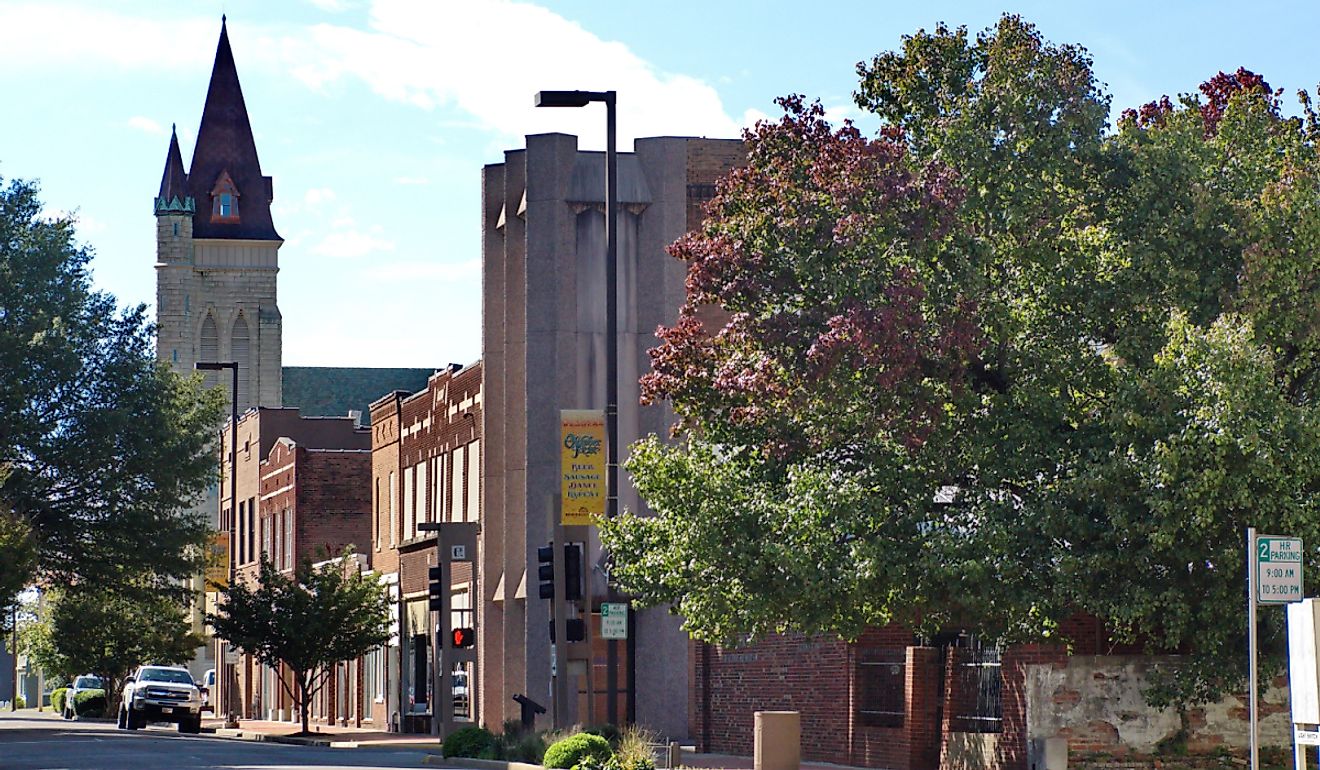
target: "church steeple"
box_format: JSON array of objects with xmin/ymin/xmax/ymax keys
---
[
  {"xmin": 154, "ymin": 124, "xmax": 194, "ymax": 215},
  {"xmin": 186, "ymin": 16, "xmax": 280, "ymax": 241}
]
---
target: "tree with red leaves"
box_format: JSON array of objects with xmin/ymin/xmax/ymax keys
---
[{"xmin": 599, "ymin": 16, "xmax": 1320, "ymax": 707}]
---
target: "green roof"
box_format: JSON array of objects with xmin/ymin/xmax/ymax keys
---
[{"xmin": 282, "ymin": 366, "xmax": 435, "ymax": 425}]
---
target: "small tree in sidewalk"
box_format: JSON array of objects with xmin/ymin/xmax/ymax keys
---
[{"xmin": 206, "ymin": 549, "xmax": 391, "ymax": 734}]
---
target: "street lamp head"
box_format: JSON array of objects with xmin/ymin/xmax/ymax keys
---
[
  {"xmin": 195, "ymin": 361, "xmax": 238, "ymax": 371},
  {"xmin": 535, "ymin": 90, "xmax": 612, "ymax": 108}
]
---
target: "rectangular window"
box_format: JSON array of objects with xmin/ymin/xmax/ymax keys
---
[
  {"xmin": 951, "ymin": 639, "xmax": 1003, "ymax": 733},
  {"xmin": 857, "ymin": 648, "xmax": 905, "ymax": 728},
  {"xmin": 466, "ymin": 440, "xmax": 480, "ymax": 523},
  {"xmin": 389, "ymin": 471, "xmax": 397, "ymax": 547},
  {"xmin": 237, "ymin": 501, "xmax": 246, "ymax": 564},
  {"xmin": 373, "ymin": 477, "xmax": 381, "ymax": 552},
  {"xmin": 219, "ymin": 193, "xmax": 232, "ymax": 217},
  {"xmin": 417, "ymin": 461, "xmax": 428, "ymax": 528},
  {"xmin": 261, "ymin": 514, "xmax": 271, "ymax": 562},
  {"xmin": 248, "ymin": 497, "xmax": 256, "ymax": 564},
  {"xmin": 404, "ymin": 466, "xmax": 415, "ymax": 541},
  {"xmin": 283, "ymin": 509, "xmax": 293, "ymax": 570},
  {"xmin": 435, "ymin": 455, "xmax": 445, "ymax": 523},
  {"xmin": 451, "ymin": 447, "xmax": 465, "ymax": 524}
]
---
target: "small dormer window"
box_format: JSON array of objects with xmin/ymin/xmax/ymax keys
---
[{"xmin": 210, "ymin": 170, "xmax": 240, "ymax": 224}]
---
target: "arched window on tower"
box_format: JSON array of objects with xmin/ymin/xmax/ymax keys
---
[
  {"xmin": 210, "ymin": 170, "xmax": 240, "ymax": 224},
  {"xmin": 232, "ymin": 312, "xmax": 251, "ymax": 411},
  {"xmin": 199, "ymin": 313, "xmax": 221, "ymax": 392}
]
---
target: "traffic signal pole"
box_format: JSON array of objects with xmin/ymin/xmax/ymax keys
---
[{"xmin": 420, "ymin": 521, "xmax": 477, "ymax": 739}]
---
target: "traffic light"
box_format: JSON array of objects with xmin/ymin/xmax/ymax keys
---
[
  {"xmin": 452, "ymin": 627, "xmax": 476, "ymax": 648},
  {"xmin": 428, "ymin": 565, "xmax": 444, "ymax": 611},
  {"xmin": 548, "ymin": 618, "xmax": 586, "ymax": 643},
  {"xmin": 537, "ymin": 544, "xmax": 555, "ymax": 600},
  {"xmin": 537, "ymin": 543, "xmax": 584, "ymax": 601},
  {"xmin": 563, "ymin": 543, "xmax": 582, "ymax": 601}
]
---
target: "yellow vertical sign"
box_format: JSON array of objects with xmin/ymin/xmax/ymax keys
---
[
  {"xmin": 205, "ymin": 531, "xmax": 229, "ymax": 591},
  {"xmin": 561, "ymin": 409, "xmax": 606, "ymax": 525}
]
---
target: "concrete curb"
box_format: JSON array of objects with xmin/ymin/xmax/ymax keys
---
[{"xmin": 422, "ymin": 758, "xmax": 543, "ymax": 770}]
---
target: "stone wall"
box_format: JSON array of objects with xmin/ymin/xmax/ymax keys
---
[{"xmin": 1024, "ymin": 656, "xmax": 1292, "ymax": 758}]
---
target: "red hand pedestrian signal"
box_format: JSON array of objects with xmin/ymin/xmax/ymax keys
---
[{"xmin": 452, "ymin": 627, "xmax": 476, "ymax": 648}]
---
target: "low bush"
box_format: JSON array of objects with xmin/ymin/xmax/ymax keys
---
[
  {"xmin": 52, "ymin": 688, "xmax": 69, "ymax": 715},
  {"xmin": 14, "ymin": 694, "xmax": 25, "ymax": 709},
  {"xmin": 443, "ymin": 725, "xmax": 495, "ymax": 758},
  {"xmin": 585, "ymin": 723, "xmax": 622, "ymax": 746},
  {"xmin": 74, "ymin": 689, "xmax": 107, "ymax": 718},
  {"xmin": 543, "ymin": 732, "xmax": 612, "ymax": 769},
  {"xmin": 613, "ymin": 725, "xmax": 658, "ymax": 770}
]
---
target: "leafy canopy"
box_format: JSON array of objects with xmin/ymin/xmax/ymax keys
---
[
  {"xmin": 207, "ymin": 552, "xmax": 391, "ymax": 733},
  {"xmin": 0, "ymin": 176, "xmax": 224, "ymax": 609},
  {"xmin": 598, "ymin": 15, "xmax": 1320, "ymax": 704}
]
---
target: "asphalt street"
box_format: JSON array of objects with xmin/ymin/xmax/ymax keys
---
[{"xmin": 0, "ymin": 712, "xmax": 449, "ymax": 770}]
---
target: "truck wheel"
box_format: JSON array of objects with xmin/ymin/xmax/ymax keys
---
[
  {"xmin": 126, "ymin": 708, "xmax": 143, "ymax": 730},
  {"xmin": 117, "ymin": 706, "xmax": 127, "ymax": 729},
  {"xmin": 179, "ymin": 716, "xmax": 201, "ymax": 734}
]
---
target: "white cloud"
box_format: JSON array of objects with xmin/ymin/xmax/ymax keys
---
[
  {"xmin": 0, "ymin": 4, "xmax": 214, "ymax": 71},
  {"xmin": 127, "ymin": 115, "xmax": 167, "ymax": 136},
  {"xmin": 282, "ymin": 0, "xmax": 745, "ymax": 148},
  {"xmin": 303, "ymin": 187, "xmax": 337, "ymax": 208},
  {"xmin": 311, "ymin": 227, "xmax": 395, "ymax": 259},
  {"xmin": 0, "ymin": 1, "xmax": 748, "ymax": 148}
]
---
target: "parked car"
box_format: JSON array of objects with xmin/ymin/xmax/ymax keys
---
[
  {"xmin": 198, "ymin": 668, "xmax": 216, "ymax": 712},
  {"xmin": 62, "ymin": 674, "xmax": 105, "ymax": 719},
  {"xmin": 118, "ymin": 665, "xmax": 204, "ymax": 733}
]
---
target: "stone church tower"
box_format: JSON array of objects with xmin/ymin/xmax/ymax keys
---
[{"xmin": 155, "ymin": 17, "xmax": 282, "ymax": 412}]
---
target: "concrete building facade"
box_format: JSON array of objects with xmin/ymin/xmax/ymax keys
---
[{"xmin": 480, "ymin": 133, "xmax": 744, "ymax": 737}]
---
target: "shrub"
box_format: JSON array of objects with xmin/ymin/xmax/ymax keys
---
[
  {"xmin": 614, "ymin": 725, "xmax": 658, "ymax": 770},
  {"xmin": 74, "ymin": 689, "xmax": 106, "ymax": 718},
  {"xmin": 52, "ymin": 688, "xmax": 69, "ymax": 715},
  {"xmin": 14, "ymin": 694, "xmax": 25, "ymax": 709},
  {"xmin": 443, "ymin": 725, "xmax": 495, "ymax": 758},
  {"xmin": 585, "ymin": 723, "xmax": 623, "ymax": 746},
  {"xmin": 503, "ymin": 730, "xmax": 548, "ymax": 762},
  {"xmin": 543, "ymin": 732, "xmax": 613, "ymax": 769}
]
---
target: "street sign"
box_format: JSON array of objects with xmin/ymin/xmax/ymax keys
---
[
  {"xmin": 224, "ymin": 645, "xmax": 239, "ymax": 665},
  {"xmin": 1256, "ymin": 535, "xmax": 1304, "ymax": 604},
  {"xmin": 450, "ymin": 544, "xmax": 466, "ymax": 561},
  {"xmin": 601, "ymin": 602, "xmax": 628, "ymax": 640}
]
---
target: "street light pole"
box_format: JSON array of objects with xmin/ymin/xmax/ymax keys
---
[
  {"xmin": 196, "ymin": 360, "xmax": 238, "ymax": 729},
  {"xmin": 534, "ymin": 90, "xmax": 631, "ymax": 723}
]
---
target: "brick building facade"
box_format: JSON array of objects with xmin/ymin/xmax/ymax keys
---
[
  {"xmin": 369, "ymin": 363, "xmax": 482, "ymax": 733},
  {"xmin": 217, "ymin": 407, "xmax": 371, "ymax": 723}
]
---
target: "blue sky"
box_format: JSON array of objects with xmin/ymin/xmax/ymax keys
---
[{"xmin": 2, "ymin": 0, "xmax": 1318, "ymax": 367}]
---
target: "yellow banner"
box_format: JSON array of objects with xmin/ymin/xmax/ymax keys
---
[
  {"xmin": 561, "ymin": 409, "xmax": 606, "ymax": 525},
  {"xmin": 205, "ymin": 532, "xmax": 229, "ymax": 591}
]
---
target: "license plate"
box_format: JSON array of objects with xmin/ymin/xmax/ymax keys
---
[{"xmin": 161, "ymin": 707, "xmax": 173, "ymax": 714}]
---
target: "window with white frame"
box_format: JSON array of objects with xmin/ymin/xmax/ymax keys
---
[
  {"xmin": 451, "ymin": 447, "xmax": 465, "ymax": 523},
  {"xmin": 404, "ymin": 466, "xmax": 414, "ymax": 541},
  {"xmin": 389, "ymin": 471, "xmax": 397, "ymax": 547},
  {"xmin": 434, "ymin": 454, "xmax": 445, "ymax": 522},
  {"xmin": 417, "ymin": 461, "xmax": 428, "ymax": 528},
  {"xmin": 466, "ymin": 440, "xmax": 480, "ymax": 523},
  {"xmin": 283, "ymin": 508, "xmax": 293, "ymax": 570}
]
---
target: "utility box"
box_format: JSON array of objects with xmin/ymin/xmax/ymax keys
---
[
  {"xmin": 754, "ymin": 711, "xmax": 801, "ymax": 770},
  {"xmin": 1288, "ymin": 598, "xmax": 1320, "ymax": 723}
]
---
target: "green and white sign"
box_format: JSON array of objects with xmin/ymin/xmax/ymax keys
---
[
  {"xmin": 601, "ymin": 602, "xmax": 628, "ymax": 640},
  {"xmin": 1256, "ymin": 535, "xmax": 1303, "ymax": 604}
]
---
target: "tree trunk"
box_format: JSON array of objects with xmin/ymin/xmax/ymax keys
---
[{"xmin": 298, "ymin": 673, "xmax": 310, "ymax": 735}]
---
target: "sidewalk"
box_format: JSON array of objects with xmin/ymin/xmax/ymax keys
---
[{"xmin": 200, "ymin": 716, "xmax": 445, "ymax": 749}]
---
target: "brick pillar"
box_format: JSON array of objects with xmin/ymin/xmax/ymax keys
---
[{"xmin": 907, "ymin": 647, "xmax": 943, "ymax": 770}]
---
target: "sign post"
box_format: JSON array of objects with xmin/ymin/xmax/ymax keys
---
[{"xmin": 1249, "ymin": 529, "xmax": 1304, "ymax": 770}]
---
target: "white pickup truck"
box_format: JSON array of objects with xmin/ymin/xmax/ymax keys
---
[{"xmin": 118, "ymin": 665, "xmax": 204, "ymax": 733}]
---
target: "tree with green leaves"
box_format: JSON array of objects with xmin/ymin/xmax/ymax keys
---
[
  {"xmin": 598, "ymin": 15, "xmax": 1320, "ymax": 706},
  {"xmin": 207, "ymin": 553, "xmax": 391, "ymax": 734},
  {"xmin": 21, "ymin": 586, "xmax": 201, "ymax": 708},
  {"xmin": 0, "ymin": 176, "xmax": 223, "ymax": 612}
]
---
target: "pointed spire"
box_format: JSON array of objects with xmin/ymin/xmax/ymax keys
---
[
  {"xmin": 187, "ymin": 17, "xmax": 280, "ymax": 240},
  {"xmin": 154, "ymin": 124, "xmax": 194, "ymax": 215}
]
